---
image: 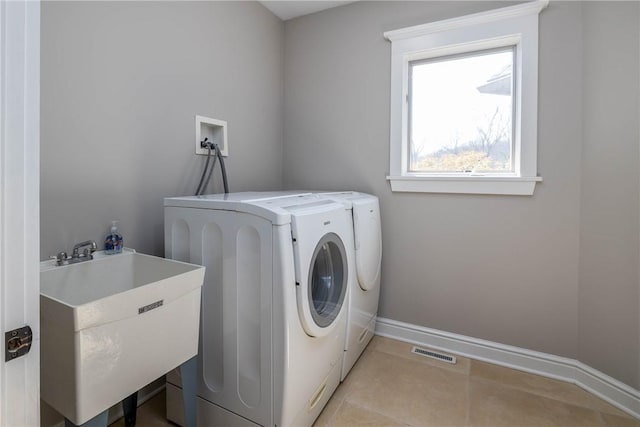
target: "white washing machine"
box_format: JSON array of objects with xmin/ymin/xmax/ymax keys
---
[
  {"xmin": 318, "ymin": 192, "xmax": 382, "ymax": 380},
  {"xmin": 163, "ymin": 192, "xmax": 350, "ymax": 427}
]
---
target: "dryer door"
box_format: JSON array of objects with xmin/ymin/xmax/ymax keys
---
[
  {"xmin": 298, "ymin": 232, "xmax": 347, "ymax": 337},
  {"xmin": 353, "ymin": 199, "xmax": 382, "ymax": 291}
]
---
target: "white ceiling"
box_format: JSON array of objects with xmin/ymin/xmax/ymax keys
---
[{"xmin": 260, "ymin": 1, "xmax": 356, "ymax": 21}]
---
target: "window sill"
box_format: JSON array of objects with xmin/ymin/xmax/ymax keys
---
[{"xmin": 386, "ymin": 175, "xmax": 542, "ymax": 195}]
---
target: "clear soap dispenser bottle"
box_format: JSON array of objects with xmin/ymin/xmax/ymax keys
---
[{"xmin": 105, "ymin": 220, "xmax": 123, "ymax": 254}]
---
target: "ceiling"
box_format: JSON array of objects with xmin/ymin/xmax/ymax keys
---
[{"xmin": 260, "ymin": 1, "xmax": 356, "ymax": 21}]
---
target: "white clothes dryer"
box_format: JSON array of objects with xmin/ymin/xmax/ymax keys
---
[
  {"xmin": 318, "ymin": 192, "xmax": 382, "ymax": 380},
  {"xmin": 163, "ymin": 192, "xmax": 349, "ymax": 427}
]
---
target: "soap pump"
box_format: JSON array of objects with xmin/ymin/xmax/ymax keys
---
[{"xmin": 105, "ymin": 220, "xmax": 123, "ymax": 254}]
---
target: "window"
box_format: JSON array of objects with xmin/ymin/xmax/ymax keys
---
[
  {"xmin": 409, "ymin": 47, "xmax": 515, "ymax": 174},
  {"xmin": 385, "ymin": 1, "xmax": 548, "ymax": 195}
]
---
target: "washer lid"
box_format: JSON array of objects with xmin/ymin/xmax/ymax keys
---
[
  {"xmin": 353, "ymin": 199, "xmax": 382, "ymax": 291},
  {"xmin": 164, "ymin": 192, "xmax": 338, "ymax": 225}
]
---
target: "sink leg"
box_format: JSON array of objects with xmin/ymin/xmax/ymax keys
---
[
  {"xmin": 122, "ymin": 392, "xmax": 138, "ymax": 427},
  {"xmin": 64, "ymin": 410, "xmax": 108, "ymax": 427},
  {"xmin": 180, "ymin": 356, "xmax": 197, "ymax": 427}
]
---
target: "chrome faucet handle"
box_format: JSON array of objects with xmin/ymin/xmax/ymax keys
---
[{"xmin": 51, "ymin": 252, "xmax": 68, "ymax": 266}]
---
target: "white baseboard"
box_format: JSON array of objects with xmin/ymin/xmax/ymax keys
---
[{"xmin": 375, "ymin": 317, "xmax": 640, "ymax": 420}]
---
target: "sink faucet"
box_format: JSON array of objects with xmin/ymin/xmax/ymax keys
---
[
  {"xmin": 72, "ymin": 240, "xmax": 97, "ymax": 258},
  {"xmin": 53, "ymin": 240, "xmax": 97, "ymax": 266}
]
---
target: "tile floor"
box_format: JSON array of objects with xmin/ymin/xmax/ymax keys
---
[
  {"xmin": 113, "ymin": 336, "xmax": 640, "ymax": 427},
  {"xmin": 314, "ymin": 336, "xmax": 640, "ymax": 427}
]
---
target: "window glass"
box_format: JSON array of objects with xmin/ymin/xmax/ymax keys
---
[{"xmin": 409, "ymin": 47, "xmax": 514, "ymax": 174}]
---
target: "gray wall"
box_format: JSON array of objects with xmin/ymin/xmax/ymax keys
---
[
  {"xmin": 283, "ymin": 1, "xmax": 640, "ymax": 388},
  {"xmin": 40, "ymin": 3, "xmax": 281, "ymax": 423},
  {"xmin": 578, "ymin": 2, "xmax": 640, "ymax": 388},
  {"xmin": 41, "ymin": 1, "xmax": 284, "ymax": 260}
]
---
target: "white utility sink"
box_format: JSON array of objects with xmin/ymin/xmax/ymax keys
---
[{"xmin": 40, "ymin": 250, "xmax": 204, "ymax": 425}]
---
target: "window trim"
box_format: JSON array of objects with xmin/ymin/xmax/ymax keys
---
[{"xmin": 384, "ymin": 0, "xmax": 548, "ymax": 196}]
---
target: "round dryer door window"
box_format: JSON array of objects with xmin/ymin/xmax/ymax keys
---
[{"xmin": 305, "ymin": 233, "xmax": 347, "ymax": 334}]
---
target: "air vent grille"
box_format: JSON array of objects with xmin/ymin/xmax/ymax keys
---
[{"xmin": 411, "ymin": 346, "xmax": 457, "ymax": 364}]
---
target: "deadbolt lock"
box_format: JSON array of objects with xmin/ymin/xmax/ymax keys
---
[{"xmin": 5, "ymin": 326, "xmax": 32, "ymax": 362}]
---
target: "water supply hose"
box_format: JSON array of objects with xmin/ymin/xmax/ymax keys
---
[
  {"xmin": 195, "ymin": 142, "xmax": 213, "ymax": 196},
  {"xmin": 215, "ymin": 143, "xmax": 229, "ymax": 194},
  {"xmin": 202, "ymin": 146, "xmax": 218, "ymax": 195},
  {"xmin": 194, "ymin": 138, "xmax": 229, "ymax": 195}
]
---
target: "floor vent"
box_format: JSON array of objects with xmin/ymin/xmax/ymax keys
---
[{"xmin": 411, "ymin": 346, "xmax": 457, "ymax": 364}]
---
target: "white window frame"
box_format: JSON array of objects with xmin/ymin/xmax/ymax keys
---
[{"xmin": 385, "ymin": 0, "xmax": 548, "ymax": 195}]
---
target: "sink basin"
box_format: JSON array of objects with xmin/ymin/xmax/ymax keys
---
[{"xmin": 40, "ymin": 250, "xmax": 204, "ymax": 425}]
